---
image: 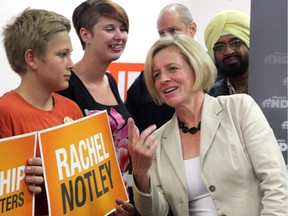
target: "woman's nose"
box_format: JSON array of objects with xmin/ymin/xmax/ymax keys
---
[
  {"xmin": 114, "ymin": 28, "xmax": 127, "ymax": 40},
  {"xmin": 159, "ymin": 72, "xmax": 171, "ymax": 83}
]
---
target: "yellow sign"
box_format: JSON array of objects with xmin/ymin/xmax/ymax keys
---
[
  {"xmin": 38, "ymin": 110, "xmax": 128, "ymax": 216},
  {"xmin": 0, "ymin": 132, "xmax": 37, "ymax": 215}
]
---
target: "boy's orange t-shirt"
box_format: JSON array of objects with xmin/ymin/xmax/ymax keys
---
[{"xmin": 0, "ymin": 90, "xmax": 83, "ymax": 215}]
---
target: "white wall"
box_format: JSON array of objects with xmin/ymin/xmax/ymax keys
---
[{"xmin": 0, "ymin": 0, "xmax": 250, "ymax": 96}]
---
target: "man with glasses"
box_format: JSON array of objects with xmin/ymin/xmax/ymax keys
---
[
  {"xmin": 125, "ymin": 3, "xmax": 196, "ymax": 132},
  {"xmin": 204, "ymin": 10, "xmax": 250, "ymax": 96}
]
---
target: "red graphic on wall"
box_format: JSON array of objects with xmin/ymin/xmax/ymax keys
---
[{"xmin": 108, "ymin": 63, "xmax": 144, "ymax": 100}]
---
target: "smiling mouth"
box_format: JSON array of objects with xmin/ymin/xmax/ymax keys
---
[
  {"xmin": 164, "ymin": 86, "xmax": 177, "ymax": 94},
  {"xmin": 109, "ymin": 44, "xmax": 122, "ymax": 49}
]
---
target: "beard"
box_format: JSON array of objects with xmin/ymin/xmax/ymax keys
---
[{"xmin": 216, "ymin": 53, "xmax": 249, "ymax": 78}]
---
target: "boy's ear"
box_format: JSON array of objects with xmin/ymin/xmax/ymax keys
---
[{"xmin": 24, "ymin": 49, "xmax": 38, "ymax": 70}]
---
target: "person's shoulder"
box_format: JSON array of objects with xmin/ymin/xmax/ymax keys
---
[
  {"xmin": 0, "ymin": 93, "xmax": 10, "ymax": 111},
  {"xmin": 212, "ymin": 78, "xmax": 224, "ymax": 88},
  {"xmin": 0, "ymin": 90, "xmax": 25, "ymax": 118},
  {"xmin": 53, "ymin": 93, "xmax": 82, "ymax": 111},
  {"xmin": 218, "ymin": 93, "xmax": 253, "ymax": 101},
  {"xmin": 53, "ymin": 93, "xmax": 83, "ymax": 117},
  {"xmin": 0, "ymin": 90, "xmax": 19, "ymax": 107},
  {"xmin": 53, "ymin": 92, "xmax": 78, "ymax": 104},
  {"xmin": 208, "ymin": 78, "xmax": 228, "ymax": 96},
  {"xmin": 216, "ymin": 94, "xmax": 256, "ymax": 110}
]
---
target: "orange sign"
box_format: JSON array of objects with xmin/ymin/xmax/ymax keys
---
[
  {"xmin": 38, "ymin": 111, "xmax": 128, "ymax": 216},
  {"xmin": 0, "ymin": 132, "xmax": 37, "ymax": 216}
]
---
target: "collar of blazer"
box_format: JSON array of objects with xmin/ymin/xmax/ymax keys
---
[{"xmin": 158, "ymin": 94, "xmax": 223, "ymax": 168}]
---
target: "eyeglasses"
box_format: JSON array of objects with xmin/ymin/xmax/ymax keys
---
[{"xmin": 213, "ymin": 39, "xmax": 244, "ymax": 53}]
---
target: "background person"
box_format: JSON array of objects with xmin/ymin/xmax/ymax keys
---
[
  {"xmin": 125, "ymin": 3, "xmax": 196, "ymax": 132},
  {"xmin": 128, "ymin": 34, "xmax": 287, "ymax": 216},
  {"xmin": 0, "ymin": 8, "xmax": 83, "ymax": 215},
  {"xmin": 205, "ymin": 10, "xmax": 250, "ymax": 96}
]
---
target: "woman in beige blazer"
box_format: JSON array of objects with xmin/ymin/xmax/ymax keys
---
[{"xmin": 128, "ymin": 34, "xmax": 287, "ymax": 216}]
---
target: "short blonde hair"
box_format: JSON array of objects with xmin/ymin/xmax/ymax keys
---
[
  {"xmin": 3, "ymin": 8, "xmax": 71, "ymax": 74},
  {"xmin": 144, "ymin": 34, "xmax": 217, "ymax": 104}
]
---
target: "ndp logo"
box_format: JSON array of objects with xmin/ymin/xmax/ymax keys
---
[
  {"xmin": 263, "ymin": 52, "xmax": 287, "ymax": 65},
  {"xmin": 262, "ymin": 96, "xmax": 288, "ymax": 108},
  {"xmin": 278, "ymin": 139, "xmax": 288, "ymax": 152},
  {"xmin": 108, "ymin": 62, "xmax": 144, "ymax": 101}
]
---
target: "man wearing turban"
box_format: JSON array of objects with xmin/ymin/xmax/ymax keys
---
[{"xmin": 204, "ymin": 10, "xmax": 250, "ymax": 96}]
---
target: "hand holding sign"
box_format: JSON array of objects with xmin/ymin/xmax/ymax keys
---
[
  {"xmin": 0, "ymin": 132, "xmax": 37, "ymax": 215},
  {"xmin": 25, "ymin": 157, "xmax": 43, "ymax": 194},
  {"xmin": 39, "ymin": 110, "xmax": 128, "ymax": 216}
]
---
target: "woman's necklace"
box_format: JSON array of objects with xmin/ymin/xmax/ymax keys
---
[{"xmin": 178, "ymin": 118, "xmax": 201, "ymax": 134}]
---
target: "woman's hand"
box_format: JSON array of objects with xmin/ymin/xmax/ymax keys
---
[
  {"xmin": 128, "ymin": 118, "xmax": 158, "ymax": 193},
  {"xmin": 111, "ymin": 199, "xmax": 137, "ymax": 216},
  {"xmin": 25, "ymin": 157, "xmax": 43, "ymax": 194}
]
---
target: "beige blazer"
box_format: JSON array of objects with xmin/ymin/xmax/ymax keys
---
[{"xmin": 133, "ymin": 94, "xmax": 287, "ymax": 216}]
